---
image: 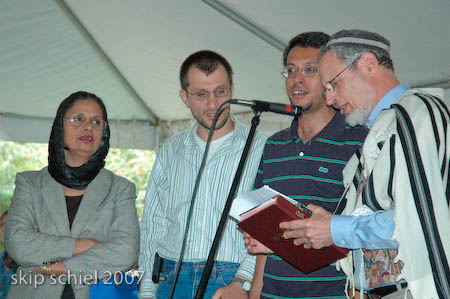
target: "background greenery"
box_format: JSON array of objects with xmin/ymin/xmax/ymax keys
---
[{"xmin": 0, "ymin": 140, "xmax": 155, "ymax": 218}]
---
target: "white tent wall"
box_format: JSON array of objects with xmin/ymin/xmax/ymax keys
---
[
  {"xmin": 157, "ymin": 111, "xmax": 294, "ymax": 144},
  {"xmin": 0, "ymin": 110, "xmax": 291, "ymax": 149},
  {"xmin": 1, "ymin": 0, "xmax": 449, "ymax": 150},
  {"xmin": 2, "ymin": 88, "xmax": 449, "ymax": 149},
  {"xmin": 159, "ymin": 87, "xmax": 450, "ymax": 143}
]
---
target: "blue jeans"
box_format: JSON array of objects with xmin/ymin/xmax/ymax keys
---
[
  {"xmin": 156, "ymin": 259, "xmax": 239, "ymax": 299},
  {"xmin": 90, "ymin": 273, "xmax": 138, "ymax": 299}
]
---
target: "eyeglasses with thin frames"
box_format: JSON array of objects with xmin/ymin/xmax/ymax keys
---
[
  {"xmin": 325, "ymin": 56, "xmax": 361, "ymax": 93},
  {"xmin": 187, "ymin": 86, "xmax": 231, "ymax": 101},
  {"xmin": 281, "ymin": 63, "xmax": 319, "ymax": 79},
  {"xmin": 64, "ymin": 114, "xmax": 107, "ymax": 129}
]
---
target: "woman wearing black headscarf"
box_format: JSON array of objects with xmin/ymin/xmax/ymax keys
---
[{"xmin": 5, "ymin": 91, "xmax": 140, "ymax": 298}]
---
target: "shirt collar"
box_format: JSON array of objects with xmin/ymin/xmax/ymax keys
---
[
  {"xmin": 366, "ymin": 82, "xmax": 410, "ymax": 127},
  {"xmin": 288, "ymin": 112, "xmax": 346, "ymax": 142},
  {"xmin": 288, "ymin": 117, "xmax": 300, "ymax": 139}
]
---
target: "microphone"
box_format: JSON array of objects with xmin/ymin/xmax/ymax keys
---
[{"xmin": 230, "ymin": 99, "xmax": 302, "ymax": 117}]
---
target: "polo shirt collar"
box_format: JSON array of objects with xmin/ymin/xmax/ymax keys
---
[{"xmin": 288, "ymin": 112, "xmax": 347, "ymax": 142}]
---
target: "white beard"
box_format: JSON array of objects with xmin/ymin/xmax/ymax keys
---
[
  {"xmin": 345, "ymin": 103, "xmax": 372, "ymax": 127},
  {"xmin": 344, "ymin": 74, "xmax": 375, "ymax": 127}
]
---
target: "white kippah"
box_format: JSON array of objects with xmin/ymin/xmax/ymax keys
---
[{"xmin": 326, "ymin": 36, "xmax": 390, "ymax": 54}]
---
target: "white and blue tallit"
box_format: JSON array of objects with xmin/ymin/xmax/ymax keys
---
[{"xmin": 335, "ymin": 88, "xmax": 450, "ymax": 298}]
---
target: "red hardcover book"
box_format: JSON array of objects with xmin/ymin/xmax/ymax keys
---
[{"xmin": 238, "ymin": 195, "xmax": 349, "ymax": 273}]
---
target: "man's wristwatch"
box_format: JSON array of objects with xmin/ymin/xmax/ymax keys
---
[{"xmin": 231, "ymin": 277, "xmax": 251, "ymax": 292}]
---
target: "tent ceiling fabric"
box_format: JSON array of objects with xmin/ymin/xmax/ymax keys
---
[{"xmin": 1, "ymin": 0, "xmax": 449, "ymax": 149}]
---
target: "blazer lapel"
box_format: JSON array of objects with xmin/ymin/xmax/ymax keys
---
[
  {"xmin": 41, "ymin": 169, "xmax": 71, "ymax": 236},
  {"xmin": 70, "ymin": 169, "xmax": 111, "ymax": 237}
]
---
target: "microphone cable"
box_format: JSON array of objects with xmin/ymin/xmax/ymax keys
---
[{"xmin": 168, "ymin": 99, "xmax": 233, "ymax": 299}]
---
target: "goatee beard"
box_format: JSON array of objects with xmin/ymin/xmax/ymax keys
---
[{"xmin": 197, "ymin": 110, "xmax": 229, "ymax": 131}]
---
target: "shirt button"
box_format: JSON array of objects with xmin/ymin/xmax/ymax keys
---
[
  {"xmin": 299, "ymin": 152, "xmax": 304, "ymax": 156},
  {"xmin": 340, "ymin": 240, "xmax": 346, "ymax": 245}
]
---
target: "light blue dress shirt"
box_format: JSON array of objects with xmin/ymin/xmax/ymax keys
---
[
  {"xmin": 331, "ymin": 83, "xmax": 410, "ymax": 289},
  {"xmin": 366, "ymin": 83, "xmax": 411, "ymax": 127}
]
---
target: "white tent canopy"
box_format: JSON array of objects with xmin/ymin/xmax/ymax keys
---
[{"xmin": 1, "ymin": 0, "xmax": 450, "ymax": 149}]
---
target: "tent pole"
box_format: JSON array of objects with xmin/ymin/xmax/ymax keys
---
[
  {"xmin": 202, "ymin": 0, "xmax": 286, "ymax": 52},
  {"xmin": 55, "ymin": 0, "xmax": 159, "ymax": 126}
]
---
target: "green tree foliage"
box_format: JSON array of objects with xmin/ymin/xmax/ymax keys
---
[
  {"xmin": 0, "ymin": 141, "xmax": 154, "ymax": 217},
  {"xmin": 0, "ymin": 141, "xmax": 47, "ymax": 214},
  {"xmin": 105, "ymin": 148, "xmax": 155, "ymax": 214}
]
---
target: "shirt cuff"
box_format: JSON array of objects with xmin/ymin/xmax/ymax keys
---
[
  {"xmin": 330, "ymin": 215, "xmax": 354, "ymax": 248},
  {"xmin": 235, "ymin": 255, "xmax": 256, "ymax": 281},
  {"xmin": 139, "ymin": 278, "xmax": 157, "ymax": 298}
]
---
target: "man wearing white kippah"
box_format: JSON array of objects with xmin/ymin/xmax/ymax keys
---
[{"xmin": 278, "ymin": 29, "xmax": 450, "ymax": 299}]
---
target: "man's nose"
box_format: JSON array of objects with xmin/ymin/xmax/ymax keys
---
[
  {"xmin": 293, "ymin": 70, "xmax": 305, "ymax": 83},
  {"xmin": 205, "ymin": 92, "xmax": 218, "ymax": 107}
]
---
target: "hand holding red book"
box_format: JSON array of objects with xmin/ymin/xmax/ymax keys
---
[{"xmin": 238, "ymin": 195, "xmax": 348, "ymax": 273}]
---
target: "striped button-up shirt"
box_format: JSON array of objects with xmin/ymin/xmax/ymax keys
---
[{"xmin": 139, "ymin": 119, "xmax": 266, "ymax": 298}]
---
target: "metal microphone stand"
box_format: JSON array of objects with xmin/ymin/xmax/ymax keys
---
[{"xmin": 194, "ymin": 107, "xmax": 261, "ymax": 298}]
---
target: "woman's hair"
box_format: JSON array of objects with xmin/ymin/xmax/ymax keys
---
[{"xmin": 48, "ymin": 91, "xmax": 110, "ymax": 190}]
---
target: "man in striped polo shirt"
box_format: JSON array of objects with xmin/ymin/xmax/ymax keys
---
[
  {"xmin": 138, "ymin": 50, "xmax": 266, "ymax": 298},
  {"xmin": 245, "ymin": 32, "xmax": 367, "ymax": 298},
  {"xmin": 281, "ymin": 29, "xmax": 450, "ymax": 298}
]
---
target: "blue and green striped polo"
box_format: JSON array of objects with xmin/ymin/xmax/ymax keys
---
[{"xmin": 254, "ymin": 112, "xmax": 367, "ymax": 299}]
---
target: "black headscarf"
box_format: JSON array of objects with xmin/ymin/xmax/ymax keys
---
[{"xmin": 48, "ymin": 91, "xmax": 110, "ymax": 190}]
